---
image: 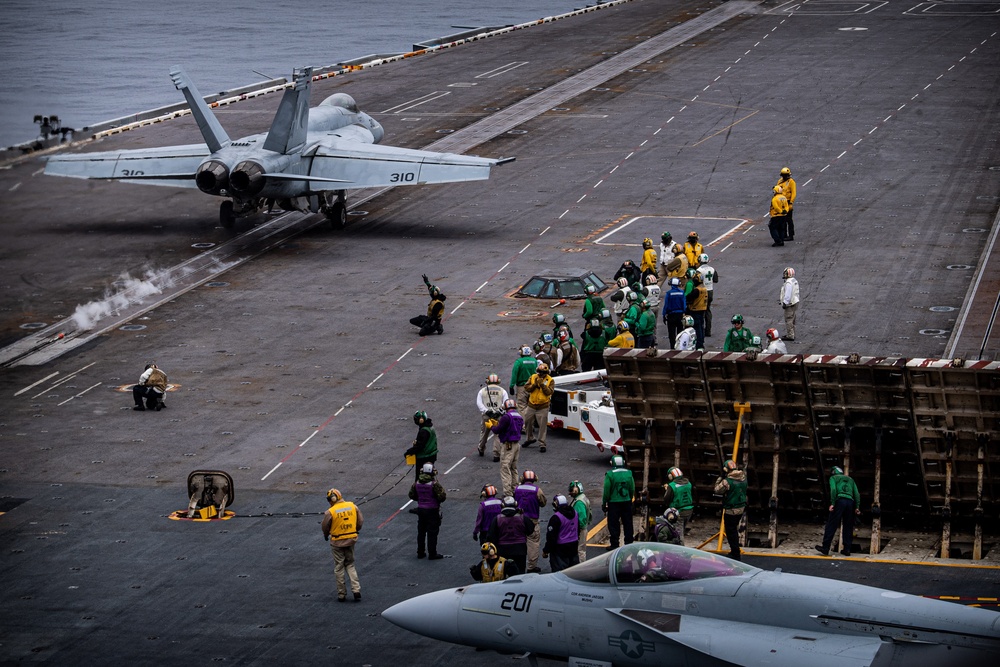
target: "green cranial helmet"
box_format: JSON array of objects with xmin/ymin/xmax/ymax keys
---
[
  {"xmin": 413, "ymin": 410, "xmax": 428, "ymax": 425},
  {"xmin": 831, "ymin": 465, "xmax": 844, "ymax": 475}
]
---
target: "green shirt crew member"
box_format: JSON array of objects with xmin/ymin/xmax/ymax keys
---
[
  {"xmin": 602, "ymin": 455, "xmax": 636, "ymax": 548},
  {"xmin": 713, "ymin": 460, "xmax": 747, "ymax": 561},
  {"xmin": 816, "ymin": 466, "xmax": 862, "ymax": 557},
  {"xmin": 405, "ymin": 411, "xmax": 438, "ymax": 481},
  {"xmin": 723, "ymin": 314, "xmax": 755, "ymax": 353},
  {"xmin": 581, "ymin": 286, "xmax": 606, "ymax": 324}
]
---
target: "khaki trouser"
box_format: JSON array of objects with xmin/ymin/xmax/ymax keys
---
[
  {"xmin": 499, "ymin": 442, "xmax": 520, "ymax": 498},
  {"xmin": 515, "ymin": 385, "xmax": 529, "ymax": 413},
  {"xmin": 479, "ymin": 416, "xmax": 500, "ymax": 457},
  {"xmin": 784, "ymin": 302, "xmax": 798, "ymax": 339},
  {"xmin": 526, "ymin": 520, "xmax": 541, "ymax": 570},
  {"xmin": 522, "ymin": 404, "xmax": 549, "ymax": 446},
  {"xmin": 577, "ymin": 524, "xmax": 589, "ymax": 563},
  {"xmin": 331, "ymin": 543, "xmax": 360, "ymax": 598}
]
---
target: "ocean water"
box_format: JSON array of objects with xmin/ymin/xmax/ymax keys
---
[{"xmin": 0, "ymin": 0, "xmax": 587, "ymax": 148}]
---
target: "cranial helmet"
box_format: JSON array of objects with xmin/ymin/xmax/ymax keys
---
[
  {"xmin": 421, "ymin": 462, "xmax": 435, "ymax": 475},
  {"xmin": 752, "ymin": 335, "xmax": 762, "ymax": 347},
  {"xmin": 586, "ymin": 285, "xmax": 596, "ymax": 295},
  {"xmin": 831, "ymin": 465, "xmax": 844, "ymax": 476},
  {"xmin": 723, "ymin": 460, "xmax": 737, "ymax": 472},
  {"xmin": 481, "ymin": 542, "xmax": 498, "ymax": 558},
  {"xmin": 780, "ymin": 166, "xmax": 791, "ymax": 176},
  {"xmin": 482, "ymin": 484, "xmax": 498, "ymax": 499},
  {"xmin": 413, "ymin": 410, "xmax": 428, "ymax": 425},
  {"xmin": 553, "ymin": 313, "xmax": 566, "ymax": 325},
  {"xmin": 617, "ymin": 277, "xmax": 628, "ymax": 288},
  {"xmin": 766, "ymin": 328, "xmax": 779, "ymax": 341},
  {"xmin": 521, "ymin": 346, "xmax": 532, "ymax": 356},
  {"xmin": 542, "ymin": 333, "xmax": 554, "ymax": 344},
  {"xmin": 558, "ymin": 329, "xmax": 569, "ymax": 341},
  {"xmin": 682, "ymin": 315, "xmax": 694, "ymax": 328},
  {"xmin": 568, "ymin": 480, "xmax": 583, "ymax": 495},
  {"xmin": 664, "ymin": 507, "xmax": 680, "ymax": 523},
  {"xmin": 616, "ymin": 321, "xmax": 629, "ymax": 333},
  {"xmin": 731, "ymin": 313, "xmax": 744, "ymax": 324},
  {"xmin": 645, "ymin": 274, "xmax": 658, "ymax": 285},
  {"xmin": 536, "ymin": 363, "xmax": 550, "ymax": 374},
  {"xmin": 522, "ymin": 470, "xmax": 537, "ymax": 483},
  {"xmin": 688, "ymin": 231, "xmax": 699, "ymax": 240},
  {"xmin": 661, "ymin": 231, "xmax": 672, "ymax": 243},
  {"xmin": 698, "ymin": 253, "xmax": 709, "ymax": 265},
  {"xmin": 487, "ymin": 373, "xmax": 500, "ymax": 385},
  {"xmin": 611, "ymin": 455, "xmax": 625, "ymax": 468},
  {"xmin": 774, "ymin": 185, "xmax": 783, "ymax": 194},
  {"xmin": 671, "ymin": 278, "xmax": 680, "ymax": 287},
  {"xmin": 600, "ymin": 308, "xmax": 612, "ymax": 320},
  {"xmin": 626, "ymin": 291, "xmax": 639, "ymax": 303},
  {"xmin": 783, "ymin": 267, "xmax": 795, "ymax": 279},
  {"xmin": 552, "ymin": 494, "xmax": 569, "ymax": 508},
  {"xmin": 326, "ymin": 488, "xmax": 342, "ymax": 504},
  {"xmin": 642, "ymin": 238, "xmax": 653, "ymax": 249},
  {"xmin": 503, "ymin": 398, "xmax": 517, "ymax": 411},
  {"xmin": 667, "ymin": 467, "xmax": 683, "ymax": 481}
]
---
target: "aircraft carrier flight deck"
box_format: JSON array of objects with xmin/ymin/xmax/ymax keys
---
[{"xmin": 1, "ymin": 0, "xmax": 999, "ymax": 664}]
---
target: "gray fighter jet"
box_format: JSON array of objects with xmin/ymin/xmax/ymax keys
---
[
  {"xmin": 44, "ymin": 67, "xmax": 512, "ymax": 228},
  {"xmin": 383, "ymin": 543, "xmax": 1000, "ymax": 666}
]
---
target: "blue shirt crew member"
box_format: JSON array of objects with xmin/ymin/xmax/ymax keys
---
[
  {"xmin": 544, "ymin": 495, "xmax": 580, "ymax": 573},
  {"xmin": 602, "ymin": 455, "xmax": 635, "ymax": 548},
  {"xmin": 408, "ymin": 463, "xmax": 447, "ymax": 560},
  {"xmin": 661, "ymin": 278, "xmax": 686, "ymax": 345},
  {"xmin": 816, "ymin": 466, "xmax": 861, "ymax": 557},
  {"xmin": 514, "ymin": 471, "xmax": 547, "ymax": 573}
]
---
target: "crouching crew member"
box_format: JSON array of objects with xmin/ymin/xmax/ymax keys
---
[
  {"xmin": 470, "ymin": 542, "xmax": 519, "ymax": 582},
  {"xmin": 133, "ymin": 362, "xmax": 168, "ymax": 411}
]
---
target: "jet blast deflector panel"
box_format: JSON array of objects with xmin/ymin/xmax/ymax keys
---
[{"xmin": 603, "ymin": 349, "xmax": 1000, "ymax": 542}]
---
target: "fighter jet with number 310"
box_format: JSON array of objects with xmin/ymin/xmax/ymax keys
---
[
  {"xmin": 44, "ymin": 67, "xmax": 512, "ymax": 228},
  {"xmin": 384, "ymin": 543, "xmax": 1000, "ymax": 667}
]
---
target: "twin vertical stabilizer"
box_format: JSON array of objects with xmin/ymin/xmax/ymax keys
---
[
  {"xmin": 262, "ymin": 67, "xmax": 313, "ymax": 155},
  {"xmin": 169, "ymin": 67, "xmax": 231, "ymax": 153}
]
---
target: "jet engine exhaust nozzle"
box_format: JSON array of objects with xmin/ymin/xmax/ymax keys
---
[
  {"xmin": 230, "ymin": 160, "xmax": 266, "ymax": 196},
  {"xmin": 195, "ymin": 160, "xmax": 230, "ymax": 195}
]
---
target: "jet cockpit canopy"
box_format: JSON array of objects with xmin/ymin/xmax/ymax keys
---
[{"xmin": 563, "ymin": 542, "xmax": 758, "ymax": 585}]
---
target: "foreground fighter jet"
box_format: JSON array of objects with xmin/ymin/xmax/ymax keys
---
[
  {"xmin": 44, "ymin": 67, "xmax": 512, "ymax": 228},
  {"xmin": 384, "ymin": 543, "xmax": 1000, "ymax": 666}
]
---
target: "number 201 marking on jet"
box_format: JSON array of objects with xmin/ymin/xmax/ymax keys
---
[
  {"xmin": 501, "ymin": 592, "xmax": 533, "ymax": 612},
  {"xmin": 390, "ymin": 172, "xmax": 415, "ymax": 182}
]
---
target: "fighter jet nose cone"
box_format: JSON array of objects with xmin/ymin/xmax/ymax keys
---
[{"xmin": 383, "ymin": 588, "xmax": 462, "ymax": 642}]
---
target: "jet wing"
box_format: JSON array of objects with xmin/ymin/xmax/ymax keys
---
[
  {"xmin": 44, "ymin": 144, "xmax": 209, "ymax": 188},
  {"xmin": 306, "ymin": 142, "xmax": 509, "ymax": 190},
  {"xmin": 611, "ymin": 609, "xmax": 889, "ymax": 667}
]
